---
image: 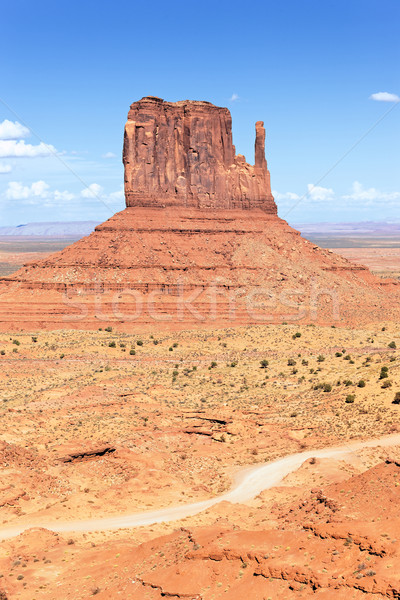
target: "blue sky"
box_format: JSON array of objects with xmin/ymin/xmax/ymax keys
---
[{"xmin": 0, "ymin": 0, "xmax": 399, "ymax": 225}]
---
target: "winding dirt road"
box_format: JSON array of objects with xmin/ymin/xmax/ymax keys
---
[{"xmin": 1, "ymin": 433, "xmax": 400, "ymax": 540}]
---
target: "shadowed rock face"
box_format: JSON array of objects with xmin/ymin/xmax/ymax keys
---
[{"xmin": 123, "ymin": 96, "xmax": 276, "ymax": 212}]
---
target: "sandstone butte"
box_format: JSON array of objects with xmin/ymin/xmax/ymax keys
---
[{"xmin": 0, "ymin": 95, "xmax": 399, "ymax": 331}]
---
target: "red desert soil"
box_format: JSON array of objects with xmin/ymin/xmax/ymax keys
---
[
  {"xmin": 0, "ymin": 98, "xmax": 399, "ymax": 599},
  {"xmin": 332, "ymin": 247, "xmax": 400, "ymax": 278},
  {"xmin": 0, "ymin": 323, "xmax": 399, "ymax": 598}
]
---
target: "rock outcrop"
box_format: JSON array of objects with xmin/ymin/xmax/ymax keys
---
[
  {"xmin": 123, "ymin": 96, "xmax": 276, "ymax": 212},
  {"xmin": 0, "ymin": 96, "xmax": 399, "ymax": 330}
]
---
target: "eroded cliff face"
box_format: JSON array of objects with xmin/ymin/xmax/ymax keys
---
[{"xmin": 123, "ymin": 96, "xmax": 276, "ymax": 212}]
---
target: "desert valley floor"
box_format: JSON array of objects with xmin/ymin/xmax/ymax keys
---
[{"xmin": 0, "ymin": 320, "xmax": 399, "ymax": 598}]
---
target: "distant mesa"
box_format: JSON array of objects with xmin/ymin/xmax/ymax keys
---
[
  {"xmin": 0, "ymin": 97, "xmax": 398, "ymax": 330},
  {"xmin": 0, "ymin": 221, "xmax": 100, "ymax": 238}
]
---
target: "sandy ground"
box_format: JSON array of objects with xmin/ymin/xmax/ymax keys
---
[
  {"xmin": 332, "ymin": 247, "xmax": 400, "ymax": 278},
  {"xmin": 0, "ymin": 322, "xmax": 399, "ymax": 598}
]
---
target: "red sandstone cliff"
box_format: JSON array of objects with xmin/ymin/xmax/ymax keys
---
[{"xmin": 123, "ymin": 96, "xmax": 276, "ymax": 212}]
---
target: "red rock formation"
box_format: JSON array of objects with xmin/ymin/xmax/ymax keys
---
[
  {"xmin": 0, "ymin": 96, "xmax": 399, "ymax": 330},
  {"xmin": 123, "ymin": 96, "xmax": 276, "ymax": 212}
]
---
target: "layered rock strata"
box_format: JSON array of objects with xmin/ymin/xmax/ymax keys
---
[{"xmin": 123, "ymin": 97, "xmax": 276, "ymax": 212}]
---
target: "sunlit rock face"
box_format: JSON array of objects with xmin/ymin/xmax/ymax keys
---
[{"xmin": 123, "ymin": 96, "xmax": 276, "ymax": 212}]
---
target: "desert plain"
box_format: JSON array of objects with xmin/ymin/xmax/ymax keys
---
[{"xmin": 0, "ymin": 317, "xmax": 399, "ymax": 598}]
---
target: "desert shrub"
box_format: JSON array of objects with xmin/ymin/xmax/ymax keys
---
[
  {"xmin": 345, "ymin": 395, "xmax": 355, "ymax": 403},
  {"xmin": 343, "ymin": 379, "xmax": 353, "ymax": 386},
  {"xmin": 293, "ymin": 332, "xmax": 301, "ymax": 338},
  {"xmin": 31, "ymin": 336, "xmax": 37, "ymax": 343},
  {"xmin": 230, "ymin": 361, "xmax": 237, "ymax": 367},
  {"xmin": 301, "ymin": 359, "xmax": 308, "ymax": 366},
  {"xmin": 172, "ymin": 342, "xmax": 178, "ymax": 348},
  {"xmin": 136, "ymin": 340, "xmax": 143, "ymax": 346},
  {"xmin": 105, "ymin": 326, "xmax": 112, "ymax": 332},
  {"xmin": 335, "ymin": 352, "xmax": 342, "ymax": 357},
  {"xmin": 108, "ymin": 341, "xmax": 116, "ymax": 348},
  {"xmin": 12, "ymin": 340, "xmax": 20, "ymax": 346},
  {"xmin": 60, "ymin": 354, "xmax": 65, "ymax": 359},
  {"xmin": 379, "ymin": 369, "xmax": 389, "ymax": 379},
  {"xmin": 381, "ymin": 380, "xmax": 392, "ymax": 389},
  {"xmin": 317, "ymin": 355, "xmax": 325, "ymax": 362},
  {"xmin": 209, "ymin": 361, "xmax": 217, "ymax": 369},
  {"xmin": 260, "ymin": 359, "xmax": 269, "ymax": 368},
  {"xmin": 388, "ymin": 341, "xmax": 397, "ymax": 349},
  {"xmin": 287, "ymin": 358, "xmax": 296, "ymax": 366},
  {"xmin": 392, "ymin": 392, "xmax": 400, "ymax": 404},
  {"xmin": 343, "ymin": 354, "xmax": 351, "ymax": 360},
  {"xmin": 323, "ymin": 383, "xmax": 332, "ymax": 392},
  {"xmin": 357, "ymin": 380, "xmax": 366, "ymax": 388},
  {"xmin": 129, "ymin": 349, "xmax": 136, "ymax": 355}
]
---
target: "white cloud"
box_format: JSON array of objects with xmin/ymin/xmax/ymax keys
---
[
  {"xmin": 54, "ymin": 189, "xmax": 76, "ymax": 202},
  {"xmin": 102, "ymin": 152, "xmax": 116, "ymax": 159},
  {"xmin": 273, "ymin": 185, "xmax": 334, "ymax": 204},
  {"xmin": 370, "ymin": 92, "xmax": 400, "ymax": 102},
  {"xmin": 230, "ymin": 93, "xmax": 239, "ymax": 102},
  {"xmin": 343, "ymin": 181, "xmax": 400, "ymax": 203},
  {"xmin": 0, "ymin": 140, "xmax": 56, "ymax": 158},
  {"xmin": 5, "ymin": 180, "xmax": 50, "ymax": 200},
  {"xmin": 0, "ymin": 163, "xmax": 12, "ymax": 174},
  {"xmin": 273, "ymin": 190, "xmax": 300, "ymax": 201},
  {"xmin": 109, "ymin": 186, "xmax": 124, "ymax": 202},
  {"xmin": 81, "ymin": 183, "xmax": 104, "ymax": 198},
  {"xmin": 2, "ymin": 179, "xmax": 126, "ymax": 216},
  {"xmin": 0, "ymin": 120, "xmax": 30, "ymax": 140},
  {"xmin": 4, "ymin": 180, "xmax": 77, "ymax": 206},
  {"xmin": 306, "ymin": 184, "xmax": 334, "ymax": 201}
]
